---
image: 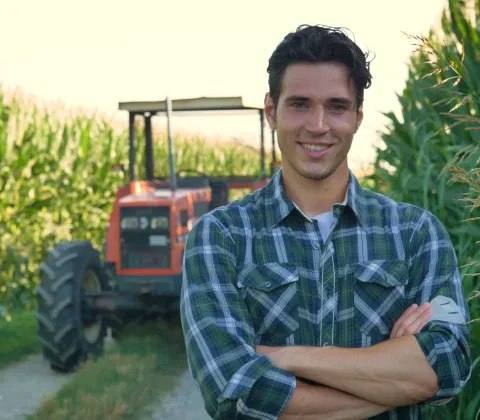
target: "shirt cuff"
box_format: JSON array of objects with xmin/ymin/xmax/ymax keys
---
[
  {"xmin": 414, "ymin": 327, "xmax": 471, "ymax": 406},
  {"xmin": 217, "ymin": 355, "xmax": 297, "ymax": 418}
]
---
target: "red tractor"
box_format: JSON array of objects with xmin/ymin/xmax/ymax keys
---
[{"xmin": 35, "ymin": 96, "xmax": 281, "ymax": 372}]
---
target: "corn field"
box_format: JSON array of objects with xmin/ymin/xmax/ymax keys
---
[
  {"xmin": 1, "ymin": 0, "xmax": 479, "ymax": 417},
  {"xmin": 365, "ymin": 0, "xmax": 480, "ymax": 310},
  {"xmin": 364, "ymin": 0, "xmax": 480, "ymax": 418},
  {"xmin": 0, "ymin": 87, "xmax": 268, "ymax": 314}
]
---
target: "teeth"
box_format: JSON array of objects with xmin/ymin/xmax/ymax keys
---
[{"xmin": 303, "ymin": 144, "xmax": 329, "ymax": 151}]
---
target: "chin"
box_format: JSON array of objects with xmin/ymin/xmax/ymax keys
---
[{"xmin": 300, "ymin": 170, "xmax": 331, "ymax": 181}]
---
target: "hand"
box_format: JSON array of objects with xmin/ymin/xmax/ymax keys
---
[{"xmin": 390, "ymin": 302, "xmax": 432, "ymax": 339}]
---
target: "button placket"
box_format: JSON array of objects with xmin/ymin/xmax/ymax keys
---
[
  {"xmin": 311, "ymin": 220, "xmax": 326, "ymax": 346},
  {"xmin": 305, "ymin": 219, "xmax": 323, "ymax": 346},
  {"xmin": 318, "ymin": 241, "xmax": 337, "ymax": 348}
]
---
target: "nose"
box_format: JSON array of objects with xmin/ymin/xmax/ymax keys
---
[{"xmin": 306, "ymin": 106, "xmax": 329, "ymax": 134}]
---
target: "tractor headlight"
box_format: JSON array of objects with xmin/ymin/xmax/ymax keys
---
[
  {"xmin": 121, "ymin": 217, "xmax": 139, "ymax": 230},
  {"xmin": 151, "ymin": 216, "xmax": 169, "ymax": 230}
]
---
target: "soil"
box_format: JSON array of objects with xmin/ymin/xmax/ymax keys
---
[
  {"xmin": 0, "ymin": 337, "xmax": 211, "ymax": 420},
  {"xmin": 0, "ymin": 353, "xmax": 72, "ymax": 420},
  {"xmin": 143, "ymin": 369, "xmax": 211, "ymax": 420}
]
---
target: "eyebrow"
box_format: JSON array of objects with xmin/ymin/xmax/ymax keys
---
[
  {"xmin": 329, "ymin": 97, "xmax": 354, "ymax": 106},
  {"xmin": 285, "ymin": 96, "xmax": 354, "ymax": 106},
  {"xmin": 285, "ymin": 95, "xmax": 310, "ymax": 102}
]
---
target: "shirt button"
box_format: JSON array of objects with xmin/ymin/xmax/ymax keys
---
[
  {"xmin": 264, "ymin": 281, "xmax": 272, "ymax": 288},
  {"xmin": 313, "ymin": 244, "xmax": 320, "ymax": 250}
]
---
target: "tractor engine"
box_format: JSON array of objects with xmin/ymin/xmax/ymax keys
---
[
  {"xmin": 119, "ymin": 205, "xmax": 171, "ymax": 270},
  {"xmin": 104, "ymin": 180, "xmax": 211, "ymax": 284}
]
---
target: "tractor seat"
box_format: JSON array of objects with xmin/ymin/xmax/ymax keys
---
[{"xmin": 176, "ymin": 176, "xmax": 210, "ymax": 189}]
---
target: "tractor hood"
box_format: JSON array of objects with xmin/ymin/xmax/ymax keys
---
[{"xmin": 119, "ymin": 189, "xmax": 190, "ymax": 203}]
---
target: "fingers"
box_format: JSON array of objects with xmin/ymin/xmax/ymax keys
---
[
  {"xmin": 390, "ymin": 302, "xmax": 432, "ymax": 339},
  {"xmin": 397, "ymin": 302, "xmax": 432, "ymax": 336},
  {"xmin": 390, "ymin": 303, "xmax": 419, "ymax": 338},
  {"xmin": 403, "ymin": 307, "xmax": 433, "ymax": 336},
  {"xmin": 397, "ymin": 303, "xmax": 429, "ymax": 336}
]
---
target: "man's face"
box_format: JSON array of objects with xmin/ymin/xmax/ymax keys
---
[{"xmin": 265, "ymin": 61, "xmax": 363, "ymax": 182}]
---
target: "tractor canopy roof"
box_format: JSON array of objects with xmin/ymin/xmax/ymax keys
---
[{"xmin": 118, "ymin": 96, "xmax": 263, "ymax": 114}]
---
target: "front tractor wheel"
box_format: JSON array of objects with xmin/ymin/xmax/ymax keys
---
[{"xmin": 36, "ymin": 241, "xmax": 108, "ymax": 372}]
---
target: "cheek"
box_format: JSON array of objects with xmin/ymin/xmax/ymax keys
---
[
  {"xmin": 279, "ymin": 122, "xmax": 305, "ymax": 144},
  {"xmin": 279, "ymin": 108, "xmax": 307, "ymax": 129},
  {"xmin": 328, "ymin": 116, "xmax": 357, "ymax": 135}
]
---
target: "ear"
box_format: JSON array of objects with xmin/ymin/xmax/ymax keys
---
[
  {"xmin": 264, "ymin": 92, "xmax": 277, "ymax": 130},
  {"xmin": 354, "ymin": 104, "xmax": 364, "ymax": 133}
]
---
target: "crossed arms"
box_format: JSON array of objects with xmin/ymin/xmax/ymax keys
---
[
  {"xmin": 180, "ymin": 213, "xmax": 471, "ymax": 420},
  {"xmin": 257, "ymin": 306, "xmax": 438, "ymax": 420}
]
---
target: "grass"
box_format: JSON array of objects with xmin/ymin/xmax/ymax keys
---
[
  {"xmin": 30, "ymin": 317, "xmax": 188, "ymax": 420},
  {"xmin": 0, "ymin": 310, "xmax": 40, "ymax": 369}
]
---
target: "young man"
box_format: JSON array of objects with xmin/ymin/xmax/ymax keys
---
[{"xmin": 180, "ymin": 24, "xmax": 472, "ymax": 419}]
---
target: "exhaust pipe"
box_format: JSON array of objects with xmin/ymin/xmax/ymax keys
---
[{"xmin": 166, "ymin": 96, "xmax": 177, "ymax": 191}]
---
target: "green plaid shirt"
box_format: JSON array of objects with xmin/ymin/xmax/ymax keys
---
[{"xmin": 180, "ymin": 169, "xmax": 471, "ymax": 420}]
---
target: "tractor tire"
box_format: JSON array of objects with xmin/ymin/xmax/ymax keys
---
[{"xmin": 36, "ymin": 241, "xmax": 108, "ymax": 372}]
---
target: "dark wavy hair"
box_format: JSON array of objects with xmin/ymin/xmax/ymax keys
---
[{"xmin": 267, "ymin": 24, "xmax": 374, "ymax": 112}]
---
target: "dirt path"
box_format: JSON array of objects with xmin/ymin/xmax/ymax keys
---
[
  {"xmin": 0, "ymin": 335, "xmax": 117, "ymax": 420},
  {"xmin": 0, "ymin": 355, "xmax": 211, "ymax": 420},
  {"xmin": 143, "ymin": 369, "xmax": 211, "ymax": 420},
  {"xmin": 0, "ymin": 353, "xmax": 72, "ymax": 420},
  {"xmin": 0, "ymin": 334, "xmax": 211, "ymax": 420}
]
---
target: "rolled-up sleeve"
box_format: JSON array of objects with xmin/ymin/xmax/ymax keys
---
[
  {"xmin": 409, "ymin": 210, "xmax": 472, "ymax": 406},
  {"xmin": 180, "ymin": 212, "xmax": 296, "ymax": 419}
]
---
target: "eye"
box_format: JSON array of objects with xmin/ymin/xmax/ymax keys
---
[
  {"xmin": 292, "ymin": 102, "xmax": 308, "ymax": 109},
  {"xmin": 329, "ymin": 104, "xmax": 346, "ymax": 111}
]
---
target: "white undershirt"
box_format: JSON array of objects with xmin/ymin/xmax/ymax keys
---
[
  {"xmin": 310, "ymin": 212, "xmax": 336, "ymax": 243},
  {"xmin": 292, "ymin": 200, "xmax": 345, "ymax": 243}
]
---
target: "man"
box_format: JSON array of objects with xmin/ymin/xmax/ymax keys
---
[{"xmin": 180, "ymin": 24, "xmax": 471, "ymax": 419}]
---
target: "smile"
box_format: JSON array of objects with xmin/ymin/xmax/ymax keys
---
[
  {"xmin": 302, "ymin": 144, "xmax": 330, "ymax": 151},
  {"xmin": 298, "ymin": 142, "xmax": 332, "ymax": 158}
]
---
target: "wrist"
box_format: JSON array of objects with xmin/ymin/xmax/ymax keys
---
[
  {"xmin": 280, "ymin": 345, "xmax": 316, "ymax": 375},
  {"xmin": 291, "ymin": 345, "xmax": 334, "ymax": 379}
]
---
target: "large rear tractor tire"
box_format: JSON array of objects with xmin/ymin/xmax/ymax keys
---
[{"xmin": 36, "ymin": 241, "xmax": 108, "ymax": 372}]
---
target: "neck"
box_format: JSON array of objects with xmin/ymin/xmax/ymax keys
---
[{"xmin": 281, "ymin": 163, "xmax": 350, "ymax": 217}]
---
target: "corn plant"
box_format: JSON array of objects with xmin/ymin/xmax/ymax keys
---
[
  {"xmin": 364, "ymin": 0, "xmax": 479, "ymax": 418},
  {"xmin": 0, "ymin": 86, "xmax": 271, "ymax": 317}
]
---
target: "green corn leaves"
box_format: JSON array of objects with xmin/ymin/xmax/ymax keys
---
[
  {"xmin": 365, "ymin": 1, "xmax": 479, "ymax": 417},
  {"xmin": 0, "ymin": 89, "xmax": 271, "ymax": 316}
]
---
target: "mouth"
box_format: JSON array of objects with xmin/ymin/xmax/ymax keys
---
[{"xmin": 298, "ymin": 142, "xmax": 332, "ymax": 157}]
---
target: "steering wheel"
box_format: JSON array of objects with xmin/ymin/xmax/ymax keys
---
[{"xmin": 176, "ymin": 168, "xmax": 206, "ymax": 178}]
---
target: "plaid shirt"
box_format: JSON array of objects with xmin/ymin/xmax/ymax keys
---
[{"xmin": 180, "ymin": 169, "xmax": 472, "ymax": 420}]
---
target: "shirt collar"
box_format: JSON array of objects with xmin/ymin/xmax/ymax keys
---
[{"xmin": 263, "ymin": 167, "xmax": 368, "ymax": 229}]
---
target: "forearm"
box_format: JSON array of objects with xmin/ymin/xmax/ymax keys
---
[
  {"xmin": 282, "ymin": 335, "xmax": 438, "ymax": 407},
  {"xmin": 280, "ymin": 380, "xmax": 391, "ymax": 420}
]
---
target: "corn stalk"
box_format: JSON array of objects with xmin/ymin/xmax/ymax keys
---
[
  {"xmin": 375, "ymin": 1, "xmax": 480, "ymax": 418},
  {"xmin": 0, "ymin": 86, "xmax": 268, "ymax": 319}
]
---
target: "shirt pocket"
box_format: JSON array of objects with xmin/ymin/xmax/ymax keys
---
[
  {"xmin": 353, "ymin": 259, "xmax": 409, "ymax": 341},
  {"xmin": 237, "ymin": 262, "xmax": 300, "ymax": 340}
]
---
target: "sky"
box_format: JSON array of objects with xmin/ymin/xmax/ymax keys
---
[{"xmin": 1, "ymin": 0, "xmax": 449, "ymax": 171}]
